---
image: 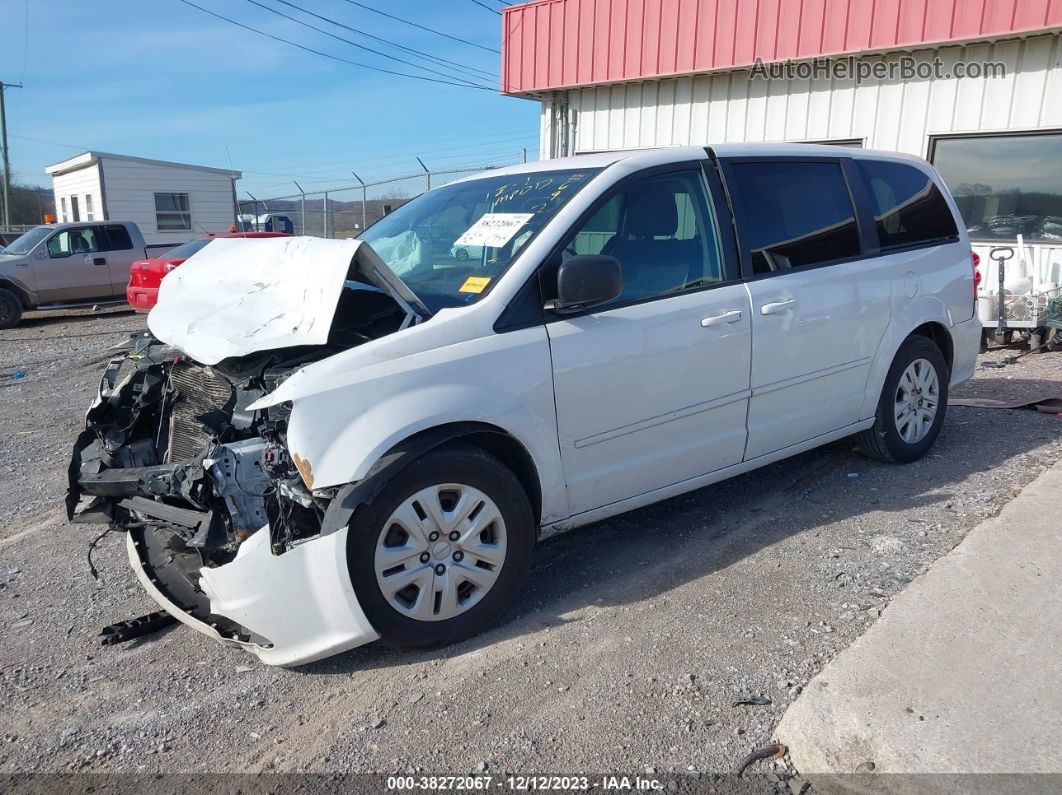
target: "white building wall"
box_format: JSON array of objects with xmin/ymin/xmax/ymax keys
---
[
  {"xmin": 548, "ymin": 34, "xmax": 1060, "ymax": 157},
  {"xmin": 541, "ymin": 33, "xmax": 1062, "ymax": 305},
  {"xmin": 99, "ymin": 158, "xmax": 236, "ymax": 246},
  {"xmin": 52, "ymin": 164, "xmax": 103, "ymax": 223}
]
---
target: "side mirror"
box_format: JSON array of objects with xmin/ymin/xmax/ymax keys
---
[{"xmin": 545, "ymin": 254, "xmax": 622, "ymax": 314}]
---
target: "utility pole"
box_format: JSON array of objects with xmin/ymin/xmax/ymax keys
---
[
  {"xmin": 352, "ymin": 171, "xmax": 366, "ymax": 234},
  {"xmin": 521, "ymin": 146, "xmax": 527, "ymax": 164},
  {"xmin": 246, "ymin": 191, "xmax": 259, "ymax": 231},
  {"xmin": 293, "ymin": 180, "xmax": 305, "ymax": 236},
  {"xmin": 0, "ymin": 82, "xmax": 24, "ymax": 230},
  {"xmin": 417, "ymin": 157, "xmax": 430, "ymax": 192}
]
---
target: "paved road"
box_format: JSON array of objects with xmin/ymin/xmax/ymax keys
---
[{"xmin": 1, "ymin": 309, "xmax": 1060, "ymax": 778}]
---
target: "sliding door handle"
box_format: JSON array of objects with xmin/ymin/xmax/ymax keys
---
[
  {"xmin": 700, "ymin": 310, "xmax": 743, "ymax": 328},
  {"xmin": 760, "ymin": 298, "xmax": 797, "ymax": 315}
]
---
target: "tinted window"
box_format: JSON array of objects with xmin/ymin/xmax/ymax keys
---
[
  {"xmin": 47, "ymin": 227, "xmax": 101, "ymax": 257},
  {"xmin": 728, "ymin": 161, "xmax": 861, "ymax": 273},
  {"xmin": 856, "ymin": 160, "xmax": 958, "ymax": 250},
  {"xmin": 159, "ymin": 238, "xmax": 211, "ymax": 260},
  {"xmin": 930, "ymin": 132, "xmax": 1062, "ymax": 241},
  {"xmin": 102, "ymin": 224, "xmax": 134, "ymax": 251},
  {"xmin": 561, "ymin": 168, "xmax": 724, "ymax": 306}
]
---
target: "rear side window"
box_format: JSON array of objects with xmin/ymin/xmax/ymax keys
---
[
  {"xmin": 102, "ymin": 224, "xmax": 134, "ymax": 251},
  {"xmin": 727, "ymin": 161, "xmax": 861, "ymax": 274},
  {"xmin": 856, "ymin": 160, "xmax": 958, "ymax": 251}
]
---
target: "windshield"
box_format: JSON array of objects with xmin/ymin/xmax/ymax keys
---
[
  {"xmin": 159, "ymin": 238, "xmax": 211, "ymax": 260},
  {"xmin": 3, "ymin": 226, "xmax": 53, "ymax": 255},
  {"xmin": 360, "ymin": 167, "xmax": 601, "ymax": 312}
]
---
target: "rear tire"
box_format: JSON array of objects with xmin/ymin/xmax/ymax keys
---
[
  {"xmin": 857, "ymin": 336, "xmax": 949, "ymax": 464},
  {"xmin": 0, "ymin": 288, "xmax": 22, "ymax": 329},
  {"xmin": 347, "ymin": 443, "xmax": 535, "ymax": 650}
]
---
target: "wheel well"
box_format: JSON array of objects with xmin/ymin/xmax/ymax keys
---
[
  {"xmin": 909, "ymin": 322, "xmax": 953, "ymax": 371},
  {"xmin": 0, "ymin": 280, "xmax": 31, "ymax": 308},
  {"xmin": 397, "ymin": 423, "xmax": 543, "ymax": 527}
]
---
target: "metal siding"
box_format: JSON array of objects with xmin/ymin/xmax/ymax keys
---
[
  {"xmin": 550, "ymin": 34, "xmax": 1060, "ymax": 157},
  {"xmin": 504, "ymin": 0, "xmax": 1062, "ymax": 94}
]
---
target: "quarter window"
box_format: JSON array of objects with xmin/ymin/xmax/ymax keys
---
[
  {"xmin": 930, "ymin": 132, "xmax": 1062, "ymax": 242},
  {"xmin": 102, "ymin": 224, "xmax": 133, "ymax": 251},
  {"xmin": 856, "ymin": 160, "xmax": 958, "ymax": 251},
  {"xmin": 155, "ymin": 192, "xmax": 192, "ymax": 231},
  {"xmin": 727, "ymin": 161, "xmax": 861, "ymax": 273},
  {"xmin": 562, "ymin": 168, "xmax": 725, "ymax": 306}
]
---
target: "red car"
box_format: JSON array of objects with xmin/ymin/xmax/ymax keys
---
[{"xmin": 126, "ymin": 232, "xmax": 291, "ymax": 312}]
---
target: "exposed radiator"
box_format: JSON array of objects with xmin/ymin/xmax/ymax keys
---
[{"xmin": 165, "ymin": 362, "xmax": 235, "ymax": 462}]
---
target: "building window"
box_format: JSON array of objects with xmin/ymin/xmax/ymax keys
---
[
  {"xmin": 60, "ymin": 196, "xmax": 68, "ymax": 222},
  {"xmin": 855, "ymin": 160, "xmax": 958, "ymax": 251},
  {"xmin": 84, "ymin": 194, "xmax": 94, "ymax": 221},
  {"xmin": 154, "ymin": 192, "xmax": 192, "ymax": 231},
  {"xmin": 726, "ymin": 161, "xmax": 861, "ymax": 273},
  {"xmin": 930, "ymin": 131, "xmax": 1062, "ymax": 242}
]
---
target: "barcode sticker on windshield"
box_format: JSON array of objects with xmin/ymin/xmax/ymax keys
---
[{"xmin": 454, "ymin": 213, "xmax": 534, "ymax": 248}]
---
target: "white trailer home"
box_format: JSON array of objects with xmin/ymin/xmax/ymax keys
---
[{"xmin": 45, "ymin": 152, "xmax": 241, "ymax": 246}]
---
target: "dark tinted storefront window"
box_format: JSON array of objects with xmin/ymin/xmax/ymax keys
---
[
  {"xmin": 930, "ymin": 132, "xmax": 1062, "ymax": 241},
  {"xmin": 855, "ymin": 160, "xmax": 958, "ymax": 251},
  {"xmin": 727, "ymin": 161, "xmax": 861, "ymax": 273}
]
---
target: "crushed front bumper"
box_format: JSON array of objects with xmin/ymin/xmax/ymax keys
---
[{"xmin": 128, "ymin": 524, "xmax": 379, "ymax": 667}]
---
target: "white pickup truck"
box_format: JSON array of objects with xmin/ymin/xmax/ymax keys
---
[{"xmin": 0, "ymin": 221, "xmax": 168, "ymax": 328}]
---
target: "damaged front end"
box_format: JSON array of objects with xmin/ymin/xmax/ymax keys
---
[{"xmin": 67, "ymin": 237, "xmax": 415, "ymax": 664}]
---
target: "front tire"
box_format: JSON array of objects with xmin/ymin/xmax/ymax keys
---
[
  {"xmin": 347, "ymin": 443, "xmax": 535, "ymax": 650},
  {"xmin": 857, "ymin": 336, "xmax": 949, "ymax": 464},
  {"xmin": 0, "ymin": 288, "xmax": 22, "ymax": 329}
]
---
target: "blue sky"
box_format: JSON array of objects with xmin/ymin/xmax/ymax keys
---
[{"xmin": 0, "ymin": 0, "xmax": 539, "ymax": 197}]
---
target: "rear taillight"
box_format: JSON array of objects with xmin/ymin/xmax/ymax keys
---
[{"xmin": 971, "ymin": 251, "xmax": 981, "ymax": 297}]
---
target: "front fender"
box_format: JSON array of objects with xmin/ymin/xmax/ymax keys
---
[{"xmin": 283, "ymin": 325, "xmax": 568, "ymax": 525}]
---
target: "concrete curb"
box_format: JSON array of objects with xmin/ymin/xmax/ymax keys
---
[{"xmin": 776, "ymin": 458, "xmax": 1062, "ymax": 776}]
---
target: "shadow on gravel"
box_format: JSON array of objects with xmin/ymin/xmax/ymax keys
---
[
  {"xmin": 951, "ymin": 374, "xmax": 1062, "ymax": 401},
  {"xmin": 300, "ymin": 402, "xmax": 1062, "ymax": 676},
  {"xmin": 9, "ymin": 308, "xmax": 138, "ymax": 334}
]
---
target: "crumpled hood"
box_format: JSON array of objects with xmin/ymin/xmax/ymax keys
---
[{"xmin": 147, "ymin": 236, "xmax": 426, "ymax": 365}]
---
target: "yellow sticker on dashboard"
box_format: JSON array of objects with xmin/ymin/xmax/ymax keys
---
[{"xmin": 459, "ymin": 276, "xmax": 491, "ymax": 294}]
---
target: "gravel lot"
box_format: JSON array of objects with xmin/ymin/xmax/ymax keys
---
[{"xmin": 1, "ymin": 309, "xmax": 1060, "ymax": 780}]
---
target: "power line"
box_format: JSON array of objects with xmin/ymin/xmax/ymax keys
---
[
  {"xmin": 467, "ymin": 0, "xmax": 501, "ymax": 15},
  {"xmin": 268, "ymin": 0, "xmax": 498, "ymax": 81},
  {"xmin": 239, "ymin": 135, "xmax": 539, "ymax": 182},
  {"xmin": 234, "ymin": 127, "xmax": 536, "ymax": 167},
  {"xmin": 338, "ymin": 0, "xmax": 500, "ymax": 55},
  {"xmin": 242, "ymin": 0, "xmax": 495, "ymax": 89},
  {"xmin": 175, "ymin": 0, "xmax": 496, "ymax": 92}
]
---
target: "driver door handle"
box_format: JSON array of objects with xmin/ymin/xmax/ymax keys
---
[
  {"xmin": 760, "ymin": 298, "xmax": 797, "ymax": 315},
  {"xmin": 701, "ymin": 310, "xmax": 743, "ymax": 327},
  {"xmin": 93, "ymin": 257, "xmax": 107, "ymax": 266}
]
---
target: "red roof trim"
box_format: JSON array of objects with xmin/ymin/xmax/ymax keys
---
[{"xmin": 502, "ymin": 0, "xmax": 1062, "ymax": 95}]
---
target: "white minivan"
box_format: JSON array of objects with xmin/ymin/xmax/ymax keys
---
[{"xmin": 69, "ymin": 145, "xmax": 980, "ymax": 665}]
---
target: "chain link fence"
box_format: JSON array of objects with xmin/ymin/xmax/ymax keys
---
[{"xmin": 236, "ymin": 162, "xmax": 520, "ymax": 239}]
